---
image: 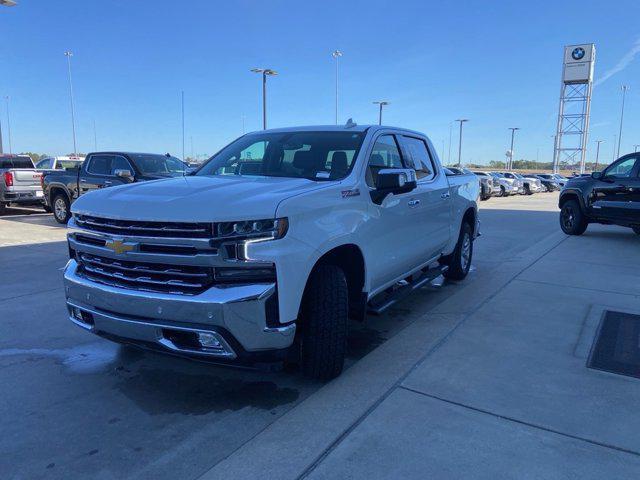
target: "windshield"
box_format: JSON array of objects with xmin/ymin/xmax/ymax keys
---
[
  {"xmin": 490, "ymin": 172, "xmax": 503, "ymax": 178},
  {"xmin": 197, "ymin": 131, "xmax": 366, "ymax": 181},
  {"xmin": 129, "ymin": 154, "xmax": 186, "ymax": 176}
]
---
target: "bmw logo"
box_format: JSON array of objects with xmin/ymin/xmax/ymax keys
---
[{"xmin": 572, "ymin": 47, "xmax": 585, "ymax": 60}]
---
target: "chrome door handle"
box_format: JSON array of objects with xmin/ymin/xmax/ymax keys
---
[
  {"xmin": 408, "ymin": 199, "xmax": 421, "ymax": 207},
  {"xmin": 441, "ymin": 192, "xmax": 450, "ymax": 199}
]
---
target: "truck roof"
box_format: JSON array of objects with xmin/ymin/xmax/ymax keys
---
[{"xmin": 244, "ymin": 125, "xmax": 428, "ymax": 137}]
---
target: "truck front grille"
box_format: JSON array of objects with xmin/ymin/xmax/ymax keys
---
[
  {"xmin": 76, "ymin": 253, "xmax": 213, "ymax": 295},
  {"xmin": 75, "ymin": 215, "xmax": 213, "ymax": 238}
]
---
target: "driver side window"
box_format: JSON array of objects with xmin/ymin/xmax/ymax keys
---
[
  {"xmin": 606, "ymin": 156, "xmax": 638, "ymax": 178},
  {"xmin": 366, "ymin": 135, "xmax": 403, "ymax": 187}
]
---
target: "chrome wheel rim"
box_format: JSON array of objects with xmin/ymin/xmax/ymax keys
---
[
  {"xmin": 561, "ymin": 206, "xmax": 574, "ymax": 230},
  {"xmin": 461, "ymin": 233, "xmax": 471, "ymax": 271},
  {"xmin": 54, "ymin": 198, "xmax": 66, "ymax": 220}
]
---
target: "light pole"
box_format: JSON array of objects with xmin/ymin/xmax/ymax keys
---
[
  {"xmin": 332, "ymin": 50, "xmax": 342, "ymax": 125},
  {"xmin": 448, "ymin": 122, "xmax": 453, "ymax": 164},
  {"xmin": 594, "ymin": 140, "xmax": 604, "ymax": 171},
  {"xmin": 373, "ymin": 101, "xmax": 389, "ymax": 125},
  {"xmin": 181, "ymin": 90, "xmax": 185, "ymax": 160},
  {"xmin": 617, "ymin": 85, "xmax": 628, "ymax": 158},
  {"xmin": 455, "ymin": 119, "xmax": 469, "ymax": 167},
  {"xmin": 634, "ymin": 144, "xmax": 640, "ymax": 153},
  {"xmin": 507, "ymin": 127, "xmax": 520, "ymax": 170},
  {"xmin": 93, "ymin": 119, "xmax": 97, "ymax": 151},
  {"xmin": 251, "ymin": 68, "xmax": 278, "ymax": 130},
  {"xmin": 64, "ymin": 51, "xmax": 77, "ymax": 157},
  {"xmin": 4, "ymin": 96, "xmax": 12, "ymax": 154}
]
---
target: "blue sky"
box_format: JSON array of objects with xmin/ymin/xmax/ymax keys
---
[{"xmin": 1, "ymin": 0, "xmax": 640, "ymax": 165}]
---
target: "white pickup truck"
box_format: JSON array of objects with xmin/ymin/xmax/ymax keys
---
[{"xmin": 63, "ymin": 125, "xmax": 480, "ymax": 379}]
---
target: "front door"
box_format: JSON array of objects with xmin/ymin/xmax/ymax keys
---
[
  {"xmin": 365, "ymin": 134, "xmax": 420, "ymax": 289},
  {"xmin": 591, "ymin": 155, "xmax": 640, "ymax": 222}
]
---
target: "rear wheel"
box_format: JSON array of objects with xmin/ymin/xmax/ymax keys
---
[
  {"xmin": 559, "ymin": 199, "xmax": 588, "ymax": 235},
  {"xmin": 443, "ymin": 222, "xmax": 473, "ymax": 281},
  {"xmin": 53, "ymin": 194, "xmax": 71, "ymax": 224},
  {"xmin": 298, "ymin": 265, "xmax": 349, "ymax": 381}
]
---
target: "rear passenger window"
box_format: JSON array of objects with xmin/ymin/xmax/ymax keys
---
[
  {"xmin": 87, "ymin": 155, "xmax": 112, "ymax": 175},
  {"xmin": 402, "ymin": 136, "xmax": 435, "ymax": 180},
  {"xmin": 366, "ymin": 135, "xmax": 403, "ymax": 187}
]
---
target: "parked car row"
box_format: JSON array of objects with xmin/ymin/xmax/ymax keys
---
[
  {"xmin": 0, "ymin": 152, "xmax": 190, "ymax": 217},
  {"xmin": 447, "ymin": 167, "xmax": 567, "ymax": 201}
]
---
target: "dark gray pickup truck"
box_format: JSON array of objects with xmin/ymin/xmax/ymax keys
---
[{"xmin": 43, "ymin": 151, "xmax": 187, "ymax": 223}]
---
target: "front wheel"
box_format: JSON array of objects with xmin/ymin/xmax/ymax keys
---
[
  {"xmin": 559, "ymin": 199, "xmax": 588, "ymax": 235},
  {"xmin": 298, "ymin": 265, "xmax": 349, "ymax": 381},
  {"xmin": 442, "ymin": 222, "xmax": 473, "ymax": 281},
  {"xmin": 52, "ymin": 194, "xmax": 71, "ymax": 224}
]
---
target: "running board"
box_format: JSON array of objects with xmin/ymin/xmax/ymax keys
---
[{"xmin": 367, "ymin": 265, "xmax": 448, "ymax": 315}]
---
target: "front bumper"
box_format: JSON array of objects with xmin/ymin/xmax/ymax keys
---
[{"xmin": 63, "ymin": 259, "xmax": 296, "ymax": 362}]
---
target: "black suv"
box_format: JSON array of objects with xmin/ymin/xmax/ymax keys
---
[{"xmin": 559, "ymin": 153, "xmax": 640, "ymax": 235}]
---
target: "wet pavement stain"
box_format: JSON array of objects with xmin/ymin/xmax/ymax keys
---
[
  {"xmin": 115, "ymin": 367, "xmax": 300, "ymax": 415},
  {"xmin": 347, "ymin": 326, "xmax": 387, "ymax": 360}
]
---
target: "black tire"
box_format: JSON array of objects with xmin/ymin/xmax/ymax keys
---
[
  {"xmin": 500, "ymin": 186, "xmax": 506, "ymax": 197},
  {"xmin": 298, "ymin": 265, "xmax": 349, "ymax": 381},
  {"xmin": 52, "ymin": 193, "xmax": 71, "ymax": 224},
  {"xmin": 443, "ymin": 222, "xmax": 473, "ymax": 281},
  {"xmin": 0, "ymin": 202, "xmax": 6, "ymax": 215},
  {"xmin": 559, "ymin": 199, "xmax": 588, "ymax": 235},
  {"xmin": 632, "ymin": 226, "xmax": 640, "ymax": 235},
  {"xmin": 524, "ymin": 184, "xmax": 532, "ymax": 195}
]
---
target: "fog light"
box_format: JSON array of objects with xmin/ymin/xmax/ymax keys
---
[
  {"xmin": 197, "ymin": 332, "xmax": 221, "ymax": 348},
  {"xmin": 71, "ymin": 306, "xmax": 83, "ymax": 320}
]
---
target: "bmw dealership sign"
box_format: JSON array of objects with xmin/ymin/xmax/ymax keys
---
[{"xmin": 563, "ymin": 44, "xmax": 595, "ymax": 84}]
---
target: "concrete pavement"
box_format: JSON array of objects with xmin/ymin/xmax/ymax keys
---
[{"xmin": 204, "ymin": 194, "xmax": 640, "ymax": 479}]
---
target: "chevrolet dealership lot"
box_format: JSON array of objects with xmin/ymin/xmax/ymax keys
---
[{"xmin": 2, "ymin": 194, "xmax": 640, "ymax": 479}]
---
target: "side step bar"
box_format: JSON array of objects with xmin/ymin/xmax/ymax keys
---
[{"xmin": 367, "ymin": 264, "xmax": 448, "ymax": 316}]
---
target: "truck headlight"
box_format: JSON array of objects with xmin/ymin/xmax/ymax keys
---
[{"xmin": 216, "ymin": 218, "xmax": 288, "ymax": 240}]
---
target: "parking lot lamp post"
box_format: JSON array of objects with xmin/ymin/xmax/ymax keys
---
[
  {"xmin": 617, "ymin": 85, "xmax": 628, "ymax": 158},
  {"xmin": 64, "ymin": 51, "xmax": 77, "ymax": 157},
  {"xmin": 507, "ymin": 127, "xmax": 520, "ymax": 170},
  {"xmin": 594, "ymin": 140, "xmax": 604, "ymax": 171},
  {"xmin": 251, "ymin": 68, "xmax": 278, "ymax": 130},
  {"xmin": 4, "ymin": 96, "xmax": 11, "ymax": 154},
  {"xmin": 373, "ymin": 101, "xmax": 389, "ymax": 125},
  {"xmin": 332, "ymin": 50, "xmax": 342, "ymax": 124},
  {"xmin": 455, "ymin": 119, "xmax": 468, "ymax": 167}
]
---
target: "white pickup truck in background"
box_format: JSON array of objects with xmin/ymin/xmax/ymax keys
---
[
  {"xmin": 63, "ymin": 124, "xmax": 480, "ymax": 380},
  {"xmin": 0, "ymin": 154, "xmax": 44, "ymax": 214}
]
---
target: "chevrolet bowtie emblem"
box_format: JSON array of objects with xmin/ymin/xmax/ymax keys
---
[{"xmin": 105, "ymin": 239, "xmax": 135, "ymax": 255}]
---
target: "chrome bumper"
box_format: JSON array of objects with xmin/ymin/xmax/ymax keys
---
[{"xmin": 63, "ymin": 260, "xmax": 296, "ymax": 359}]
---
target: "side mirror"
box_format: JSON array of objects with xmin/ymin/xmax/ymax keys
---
[
  {"xmin": 115, "ymin": 169, "xmax": 134, "ymax": 181},
  {"xmin": 372, "ymin": 168, "xmax": 417, "ymax": 204},
  {"xmin": 591, "ymin": 171, "xmax": 602, "ymax": 180}
]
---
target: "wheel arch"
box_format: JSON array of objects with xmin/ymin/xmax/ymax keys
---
[{"xmin": 303, "ymin": 243, "xmax": 367, "ymax": 321}]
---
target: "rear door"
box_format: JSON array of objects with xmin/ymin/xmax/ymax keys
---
[
  {"xmin": 398, "ymin": 135, "xmax": 451, "ymax": 258},
  {"xmin": 591, "ymin": 155, "xmax": 640, "ymax": 222}
]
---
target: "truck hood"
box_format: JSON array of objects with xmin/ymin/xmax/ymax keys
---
[{"xmin": 71, "ymin": 175, "xmax": 330, "ymax": 222}]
